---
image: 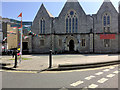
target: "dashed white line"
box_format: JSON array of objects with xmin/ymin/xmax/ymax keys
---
[
  {"xmin": 88, "ymin": 84, "xmax": 98, "ymax": 88},
  {"xmin": 106, "ymin": 74, "xmax": 115, "ymax": 78},
  {"xmin": 70, "ymin": 80, "xmax": 84, "ymax": 87},
  {"xmin": 0, "ymin": 70, "xmax": 4, "ymax": 72},
  {"xmin": 113, "ymin": 71, "xmax": 119, "ymax": 74},
  {"xmin": 109, "ymin": 66, "xmax": 115, "ymax": 69},
  {"xmin": 103, "ymin": 69, "xmax": 110, "ymax": 72},
  {"xmin": 97, "ymin": 78, "xmax": 108, "ymax": 83},
  {"xmin": 85, "ymin": 75, "xmax": 95, "ymax": 80},
  {"xmin": 95, "ymin": 72, "xmax": 103, "ymax": 75},
  {"xmin": 81, "ymin": 87, "xmax": 88, "ymax": 90}
]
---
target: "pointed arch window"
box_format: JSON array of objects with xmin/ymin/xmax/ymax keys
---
[
  {"xmin": 40, "ymin": 18, "xmax": 45, "ymax": 34},
  {"xmin": 65, "ymin": 10, "xmax": 78, "ymax": 33},
  {"xmin": 103, "ymin": 13, "xmax": 111, "ymax": 33},
  {"xmin": 66, "ymin": 18, "xmax": 68, "ymax": 33}
]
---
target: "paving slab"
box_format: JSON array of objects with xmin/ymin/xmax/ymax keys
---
[{"xmin": 0, "ymin": 54, "xmax": 119, "ymax": 71}]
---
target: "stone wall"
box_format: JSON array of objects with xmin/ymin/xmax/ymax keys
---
[{"xmin": 31, "ymin": 1, "xmax": 119, "ymax": 54}]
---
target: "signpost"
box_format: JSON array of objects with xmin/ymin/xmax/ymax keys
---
[{"xmin": 100, "ymin": 34, "xmax": 116, "ymax": 39}]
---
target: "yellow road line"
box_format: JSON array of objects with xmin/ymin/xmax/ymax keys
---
[
  {"xmin": 0, "ymin": 65, "xmax": 118, "ymax": 74},
  {"xmin": 1, "ymin": 70, "xmax": 37, "ymax": 74},
  {"xmin": 42, "ymin": 65, "xmax": 118, "ymax": 74}
]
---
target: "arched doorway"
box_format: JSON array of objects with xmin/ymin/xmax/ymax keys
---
[{"xmin": 69, "ymin": 40, "xmax": 74, "ymax": 51}]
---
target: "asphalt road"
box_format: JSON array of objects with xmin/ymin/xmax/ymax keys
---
[{"xmin": 2, "ymin": 65, "xmax": 120, "ymax": 89}]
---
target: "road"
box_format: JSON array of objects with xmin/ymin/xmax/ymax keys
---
[{"xmin": 2, "ymin": 65, "xmax": 119, "ymax": 89}]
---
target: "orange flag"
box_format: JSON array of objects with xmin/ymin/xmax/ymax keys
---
[{"xmin": 18, "ymin": 13, "xmax": 22, "ymax": 17}]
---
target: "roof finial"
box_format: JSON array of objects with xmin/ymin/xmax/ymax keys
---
[
  {"xmin": 67, "ymin": 0, "xmax": 78, "ymax": 2},
  {"xmin": 104, "ymin": 0, "xmax": 111, "ymax": 2}
]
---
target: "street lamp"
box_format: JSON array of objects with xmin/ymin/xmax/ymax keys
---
[{"xmin": 90, "ymin": 15, "xmax": 94, "ymax": 53}]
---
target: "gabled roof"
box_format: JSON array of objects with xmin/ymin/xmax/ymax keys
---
[
  {"xmin": 66, "ymin": 0, "xmax": 78, "ymax": 2},
  {"xmin": 46, "ymin": 10, "xmax": 54, "ymax": 18},
  {"xmin": 97, "ymin": 0, "xmax": 118, "ymax": 14},
  {"xmin": 41, "ymin": 3, "xmax": 54, "ymax": 18},
  {"xmin": 58, "ymin": 0, "xmax": 86, "ymax": 17}
]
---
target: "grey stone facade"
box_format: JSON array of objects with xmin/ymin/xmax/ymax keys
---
[
  {"xmin": 31, "ymin": 0, "xmax": 119, "ymax": 54},
  {"xmin": 0, "ymin": 17, "xmax": 2, "ymax": 55}
]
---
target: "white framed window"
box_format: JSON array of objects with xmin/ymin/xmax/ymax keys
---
[
  {"xmin": 81, "ymin": 39, "xmax": 85, "ymax": 47},
  {"xmin": 59, "ymin": 39, "xmax": 62, "ymax": 47},
  {"xmin": 104, "ymin": 39, "xmax": 110, "ymax": 47},
  {"xmin": 40, "ymin": 40, "xmax": 44, "ymax": 46}
]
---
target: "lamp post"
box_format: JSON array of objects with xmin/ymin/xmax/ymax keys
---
[{"xmin": 90, "ymin": 15, "xmax": 94, "ymax": 53}]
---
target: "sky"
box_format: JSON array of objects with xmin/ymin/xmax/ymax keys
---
[{"xmin": 2, "ymin": 0, "xmax": 119, "ymax": 22}]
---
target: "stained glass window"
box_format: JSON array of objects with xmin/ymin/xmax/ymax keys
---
[
  {"xmin": 107, "ymin": 16, "xmax": 110, "ymax": 25},
  {"xmin": 76, "ymin": 18, "xmax": 78, "ymax": 33},
  {"xmin": 66, "ymin": 18, "xmax": 68, "ymax": 33},
  {"xmin": 103, "ymin": 13, "xmax": 111, "ymax": 33},
  {"xmin": 40, "ymin": 19, "xmax": 45, "ymax": 34},
  {"xmin": 72, "ymin": 18, "xmax": 74, "ymax": 33},
  {"xmin": 69, "ymin": 18, "xmax": 71, "ymax": 33},
  {"xmin": 65, "ymin": 10, "xmax": 78, "ymax": 33},
  {"xmin": 104, "ymin": 16, "xmax": 106, "ymax": 26}
]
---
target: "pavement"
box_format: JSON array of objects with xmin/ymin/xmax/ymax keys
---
[{"xmin": 0, "ymin": 54, "xmax": 119, "ymax": 71}]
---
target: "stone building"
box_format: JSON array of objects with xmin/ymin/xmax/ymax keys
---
[
  {"xmin": 2, "ymin": 18, "xmax": 32, "ymax": 54},
  {"xmin": 31, "ymin": 0, "xmax": 119, "ymax": 54},
  {"xmin": 2, "ymin": 18, "xmax": 20, "ymax": 52},
  {"xmin": 0, "ymin": 16, "xmax": 2, "ymax": 55}
]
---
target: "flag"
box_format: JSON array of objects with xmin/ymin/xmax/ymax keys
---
[
  {"xmin": 18, "ymin": 27, "xmax": 22, "ymax": 30},
  {"xmin": 7, "ymin": 34, "xmax": 10, "ymax": 36},
  {"xmin": 13, "ymin": 27, "xmax": 16, "ymax": 29},
  {"xmin": 18, "ymin": 48, "xmax": 20, "ymax": 51},
  {"xmin": 17, "ymin": 53, "xmax": 20, "ymax": 56},
  {"xmin": 18, "ymin": 13, "xmax": 22, "ymax": 17},
  {"xmin": 10, "ymin": 31, "xmax": 13, "ymax": 33}
]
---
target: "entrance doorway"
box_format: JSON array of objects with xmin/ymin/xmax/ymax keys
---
[
  {"xmin": 69, "ymin": 40, "xmax": 74, "ymax": 51},
  {"xmin": 22, "ymin": 42, "xmax": 28, "ymax": 54}
]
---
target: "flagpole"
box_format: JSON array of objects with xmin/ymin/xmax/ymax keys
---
[{"xmin": 20, "ymin": 14, "xmax": 22, "ymax": 63}]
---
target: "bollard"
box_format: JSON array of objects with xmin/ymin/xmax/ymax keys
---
[
  {"xmin": 14, "ymin": 50, "xmax": 17, "ymax": 68},
  {"xmin": 49, "ymin": 50, "xmax": 52, "ymax": 68}
]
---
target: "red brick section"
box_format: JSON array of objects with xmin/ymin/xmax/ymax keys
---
[{"xmin": 100, "ymin": 34, "xmax": 115, "ymax": 39}]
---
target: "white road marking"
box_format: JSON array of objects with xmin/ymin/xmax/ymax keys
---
[
  {"xmin": 103, "ymin": 69, "xmax": 110, "ymax": 72},
  {"xmin": 70, "ymin": 80, "xmax": 84, "ymax": 87},
  {"xmin": 95, "ymin": 72, "xmax": 103, "ymax": 75},
  {"xmin": 88, "ymin": 84, "xmax": 98, "ymax": 88},
  {"xmin": 106, "ymin": 74, "xmax": 115, "ymax": 78},
  {"xmin": 97, "ymin": 78, "xmax": 108, "ymax": 83},
  {"xmin": 113, "ymin": 71, "xmax": 119, "ymax": 74},
  {"xmin": 109, "ymin": 66, "xmax": 115, "ymax": 69},
  {"xmin": 81, "ymin": 87, "xmax": 88, "ymax": 90},
  {"xmin": 85, "ymin": 75, "xmax": 95, "ymax": 80}
]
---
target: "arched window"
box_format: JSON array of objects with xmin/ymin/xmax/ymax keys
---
[
  {"xmin": 65, "ymin": 10, "xmax": 78, "ymax": 33},
  {"xmin": 103, "ymin": 13, "xmax": 111, "ymax": 33},
  {"xmin": 66, "ymin": 18, "xmax": 68, "ymax": 33},
  {"xmin": 40, "ymin": 18, "xmax": 45, "ymax": 34}
]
